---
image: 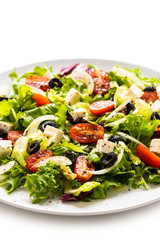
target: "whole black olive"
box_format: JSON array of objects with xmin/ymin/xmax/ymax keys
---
[
  {"xmin": 27, "ymin": 140, "xmax": 40, "ymax": 155},
  {"xmin": 49, "ymin": 78, "xmax": 63, "ymax": 88},
  {"xmin": 62, "ymin": 151, "xmax": 77, "ymax": 164},
  {"xmin": 124, "ymin": 102, "xmax": 135, "ymax": 114},
  {"xmin": 102, "ymin": 152, "xmax": 118, "ymax": 168},
  {"xmin": 0, "ymin": 128, "xmax": 8, "ymax": 138},
  {"xmin": 151, "ymin": 111, "xmax": 160, "ymax": 120},
  {"xmin": 143, "ymin": 86, "xmax": 156, "ymax": 92},
  {"xmin": 40, "ymin": 120, "xmax": 56, "ymax": 131},
  {"xmin": 108, "ymin": 135, "xmax": 124, "ymax": 143}
]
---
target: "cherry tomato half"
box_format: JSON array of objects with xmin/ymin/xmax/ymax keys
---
[
  {"xmin": 26, "ymin": 149, "xmax": 54, "ymax": 172},
  {"xmin": 25, "ymin": 75, "xmax": 51, "ymax": 92},
  {"xmin": 69, "ymin": 123, "xmax": 104, "ymax": 143},
  {"xmin": 89, "ymin": 100, "xmax": 114, "ymax": 116},
  {"xmin": 7, "ymin": 131, "xmax": 24, "ymax": 144},
  {"xmin": 74, "ymin": 155, "xmax": 95, "ymax": 182},
  {"xmin": 90, "ymin": 70, "xmax": 110, "ymax": 95},
  {"xmin": 136, "ymin": 144, "xmax": 160, "ymax": 168},
  {"xmin": 32, "ymin": 93, "xmax": 50, "ymax": 106},
  {"xmin": 140, "ymin": 91, "xmax": 159, "ymax": 103}
]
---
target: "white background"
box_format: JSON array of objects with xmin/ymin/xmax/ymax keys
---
[{"xmin": 0, "ymin": 0, "xmax": 160, "ymax": 239}]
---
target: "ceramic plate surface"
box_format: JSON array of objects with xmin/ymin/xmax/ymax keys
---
[{"xmin": 0, "ymin": 59, "xmax": 160, "ymax": 216}]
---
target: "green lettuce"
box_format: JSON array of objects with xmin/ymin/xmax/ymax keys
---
[
  {"xmin": 60, "ymin": 76, "xmax": 87, "ymax": 94},
  {"xmin": 119, "ymin": 114, "xmax": 160, "ymax": 147},
  {"xmin": 0, "ymin": 100, "xmax": 14, "ymax": 118},
  {"xmin": 65, "ymin": 181, "xmax": 100, "ymax": 196},
  {"xmin": 0, "ymin": 156, "xmax": 27, "ymax": 193},
  {"xmin": 15, "ymin": 85, "xmax": 36, "ymax": 111},
  {"xmin": 0, "ymin": 85, "xmax": 36, "ymax": 125},
  {"xmin": 81, "ymin": 88, "xmax": 117, "ymax": 104},
  {"xmin": 17, "ymin": 103, "xmax": 58, "ymax": 128},
  {"xmin": 87, "ymin": 148, "xmax": 104, "ymax": 163},
  {"xmin": 108, "ymin": 65, "xmax": 160, "ymax": 89},
  {"xmin": 49, "ymin": 140, "xmax": 85, "ymax": 155},
  {"xmin": 25, "ymin": 162, "xmax": 63, "ymax": 203},
  {"xmin": 91, "ymin": 178, "xmax": 123, "ymax": 199},
  {"xmin": 55, "ymin": 104, "xmax": 68, "ymax": 128}
]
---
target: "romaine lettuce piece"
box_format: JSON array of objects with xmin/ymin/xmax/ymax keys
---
[
  {"xmin": 65, "ymin": 181, "xmax": 100, "ymax": 196},
  {"xmin": 0, "ymin": 156, "xmax": 27, "ymax": 193},
  {"xmin": 12, "ymin": 136, "xmax": 29, "ymax": 167}
]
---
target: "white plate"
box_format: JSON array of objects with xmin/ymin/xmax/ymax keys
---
[{"xmin": 0, "ymin": 58, "xmax": 160, "ymax": 216}]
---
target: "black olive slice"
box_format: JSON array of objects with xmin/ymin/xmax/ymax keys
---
[
  {"xmin": 151, "ymin": 111, "xmax": 160, "ymax": 120},
  {"xmin": 0, "ymin": 128, "xmax": 8, "ymax": 138},
  {"xmin": 102, "ymin": 152, "xmax": 118, "ymax": 168},
  {"xmin": 49, "ymin": 78, "xmax": 63, "ymax": 88},
  {"xmin": 40, "ymin": 121, "xmax": 56, "ymax": 132},
  {"xmin": 124, "ymin": 102, "xmax": 135, "ymax": 114},
  {"xmin": 27, "ymin": 140, "xmax": 40, "ymax": 155},
  {"xmin": 143, "ymin": 86, "xmax": 156, "ymax": 92}
]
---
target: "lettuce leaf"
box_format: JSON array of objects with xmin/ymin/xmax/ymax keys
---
[
  {"xmin": 65, "ymin": 181, "xmax": 100, "ymax": 196},
  {"xmin": 0, "ymin": 156, "xmax": 27, "ymax": 193},
  {"xmin": 119, "ymin": 114, "xmax": 160, "ymax": 146},
  {"xmin": 60, "ymin": 77, "xmax": 87, "ymax": 94},
  {"xmin": 17, "ymin": 103, "xmax": 58, "ymax": 128},
  {"xmin": 87, "ymin": 148, "xmax": 104, "ymax": 163},
  {"xmin": 91, "ymin": 179, "xmax": 123, "ymax": 199},
  {"xmin": 15, "ymin": 85, "xmax": 36, "ymax": 111},
  {"xmin": 134, "ymin": 100, "xmax": 153, "ymax": 120},
  {"xmin": 25, "ymin": 162, "xmax": 63, "ymax": 203},
  {"xmin": 0, "ymin": 100, "xmax": 14, "ymax": 118},
  {"xmin": 55, "ymin": 104, "xmax": 68, "ymax": 128},
  {"xmin": 108, "ymin": 65, "xmax": 160, "ymax": 89},
  {"xmin": 0, "ymin": 85, "xmax": 36, "ymax": 124},
  {"xmin": 49, "ymin": 140, "xmax": 85, "ymax": 155}
]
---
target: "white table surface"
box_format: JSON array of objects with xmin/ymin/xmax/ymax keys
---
[{"xmin": 0, "ymin": 0, "xmax": 160, "ymax": 239}]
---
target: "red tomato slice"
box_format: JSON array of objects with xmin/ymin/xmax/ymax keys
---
[
  {"xmin": 90, "ymin": 70, "xmax": 110, "ymax": 95},
  {"xmin": 69, "ymin": 123, "xmax": 104, "ymax": 143},
  {"xmin": 32, "ymin": 93, "xmax": 50, "ymax": 106},
  {"xmin": 140, "ymin": 91, "xmax": 159, "ymax": 103},
  {"xmin": 89, "ymin": 100, "xmax": 114, "ymax": 116},
  {"xmin": 7, "ymin": 131, "xmax": 24, "ymax": 144},
  {"xmin": 136, "ymin": 144, "xmax": 160, "ymax": 168},
  {"xmin": 26, "ymin": 149, "xmax": 54, "ymax": 172},
  {"xmin": 25, "ymin": 75, "xmax": 51, "ymax": 92},
  {"xmin": 74, "ymin": 155, "xmax": 95, "ymax": 182}
]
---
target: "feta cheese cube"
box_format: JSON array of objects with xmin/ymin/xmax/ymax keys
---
[
  {"xmin": 150, "ymin": 139, "xmax": 160, "ymax": 154},
  {"xmin": 44, "ymin": 125, "xmax": 63, "ymax": 144},
  {"xmin": 69, "ymin": 108, "xmax": 87, "ymax": 121},
  {"xmin": 0, "ymin": 140, "xmax": 12, "ymax": 156},
  {"xmin": 152, "ymin": 100, "xmax": 160, "ymax": 112},
  {"xmin": 65, "ymin": 88, "xmax": 81, "ymax": 105},
  {"xmin": 0, "ymin": 121, "xmax": 14, "ymax": 132},
  {"xmin": 0, "ymin": 86, "xmax": 10, "ymax": 98},
  {"xmin": 96, "ymin": 140, "xmax": 115, "ymax": 154},
  {"xmin": 126, "ymin": 84, "xmax": 143, "ymax": 101}
]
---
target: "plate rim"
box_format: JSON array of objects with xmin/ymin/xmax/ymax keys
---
[
  {"xmin": 0, "ymin": 189, "xmax": 159, "ymax": 216},
  {"xmin": 0, "ymin": 58, "xmax": 160, "ymax": 76}
]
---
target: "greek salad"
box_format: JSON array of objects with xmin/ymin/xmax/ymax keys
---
[{"xmin": 0, "ymin": 62, "xmax": 160, "ymax": 204}]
